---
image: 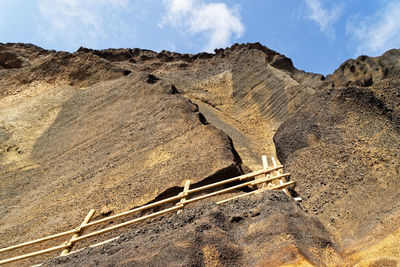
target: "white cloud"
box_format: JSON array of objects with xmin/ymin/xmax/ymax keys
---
[
  {"xmin": 169, "ymin": 0, "xmax": 194, "ymax": 14},
  {"xmin": 304, "ymin": 0, "xmax": 340, "ymax": 39},
  {"xmin": 36, "ymin": 0, "xmax": 133, "ymax": 50},
  {"xmin": 160, "ymin": 0, "xmax": 244, "ymax": 52},
  {"xmin": 346, "ymin": 1, "xmax": 400, "ymax": 56}
]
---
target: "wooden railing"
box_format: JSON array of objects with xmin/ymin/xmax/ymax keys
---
[{"xmin": 0, "ymin": 156, "xmax": 295, "ymax": 265}]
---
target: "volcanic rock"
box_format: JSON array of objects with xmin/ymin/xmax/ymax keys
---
[
  {"xmin": 0, "ymin": 53, "xmax": 242, "ymax": 265},
  {"xmin": 327, "ymin": 49, "xmax": 400, "ymax": 87},
  {"xmin": 274, "ymin": 80, "xmax": 400, "ymax": 265},
  {"xmin": 1, "ymin": 42, "xmax": 400, "ymax": 266}
]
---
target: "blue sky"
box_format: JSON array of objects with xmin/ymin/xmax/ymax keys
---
[{"xmin": 1, "ymin": 0, "xmax": 400, "ymax": 75}]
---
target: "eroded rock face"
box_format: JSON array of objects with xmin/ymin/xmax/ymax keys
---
[
  {"xmin": 274, "ymin": 80, "xmax": 400, "ymax": 264},
  {"xmin": 0, "ymin": 51, "xmax": 22, "ymax": 69},
  {"xmin": 152, "ymin": 43, "xmax": 324, "ymax": 169},
  {"xmin": 1, "ymin": 42, "xmax": 400, "ymax": 266},
  {"xmin": 0, "ymin": 63, "xmax": 242, "ymax": 263},
  {"xmin": 0, "ymin": 52, "xmax": 129, "ymax": 92}
]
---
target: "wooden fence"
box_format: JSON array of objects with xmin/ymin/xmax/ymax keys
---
[{"xmin": 0, "ymin": 156, "xmax": 296, "ymax": 265}]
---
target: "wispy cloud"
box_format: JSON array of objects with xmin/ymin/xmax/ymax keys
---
[
  {"xmin": 304, "ymin": 0, "xmax": 340, "ymax": 39},
  {"xmin": 36, "ymin": 0, "xmax": 133, "ymax": 50},
  {"xmin": 160, "ymin": 0, "xmax": 244, "ymax": 52},
  {"xmin": 346, "ymin": 1, "xmax": 400, "ymax": 56}
]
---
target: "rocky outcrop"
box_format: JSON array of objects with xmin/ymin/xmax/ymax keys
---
[
  {"xmin": 0, "ymin": 51, "xmax": 22, "ymax": 69},
  {"xmin": 274, "ymin": 80, "xmax": 400, "ymax": 265},
  {"xmin": 0, "ymin": 43, "xmax": 48, "ymax": 69},
  {"xmin": 327, "ymin": 49, "xmax": 400, "ymax": 87},
  {"xmin": 0, "ymin": 50, "xmax": 130, "ymax": 94}
]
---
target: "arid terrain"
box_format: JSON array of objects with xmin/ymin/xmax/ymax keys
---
[{"xmin": 0, "ymin": 42, "xmax": 399, "ymax": 266}]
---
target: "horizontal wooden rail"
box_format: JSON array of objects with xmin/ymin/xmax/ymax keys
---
[
  {"xmin": 83, "ymin": 194, "xmax": 183, "ymax": 229},
  {"xmin": 186, "ymin": 165, "xmax": 283, "ymax": 194},
  {"xmin": 0, "ymin": 244, "xmax": 70, "ymax": 265},
  {"xmin": 182, "ymin": 173, "xmax": 291, "ymax": 205},
  {"xmin": 216, "ymin": 189, "xmax": 265, "ymax": 204},
  {"xmin": 0, "ymin": 228, "xmax": 79, "ymax": 253},
  {"xmin": 217, "ymin": 181, "xmax": 295, "ymax": 204},
  {"xmin": 271, "ymin": 181, "xmax": 295, "ymax": 190},
  {"xmin": 72, "ymin": 205, "xmax": 182, "ymax": 243}
]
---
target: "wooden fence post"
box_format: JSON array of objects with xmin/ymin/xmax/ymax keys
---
[
  {"xmin": 271, "ymin": 157, "xmax": 291, "ymax": 197},
  {"xmin": 60, "ymin": 209, "xmax": 95, "ymax": 256},
  {"xmin": 261, "ymin": 155, "xmax": 271, "ymax": 189},
  {"xmin": 177, "ymin": 180, "xmax": 190, "ymax": 214},
  {"xmin": 251, "ymin": 155, "xmax": 269, "ymax": 190}
]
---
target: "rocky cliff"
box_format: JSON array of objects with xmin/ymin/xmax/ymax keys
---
[{"xmin": 1, "ymin": 42, "xmax": 399, "ymax": 266}]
